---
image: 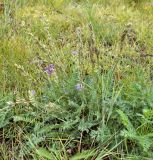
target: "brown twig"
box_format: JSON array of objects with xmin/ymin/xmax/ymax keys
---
[{"xmin": 140, "ymin": 54, "xmax": 153, "ymax": 58}]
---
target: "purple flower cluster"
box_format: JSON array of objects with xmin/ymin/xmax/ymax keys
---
[
  {"xmin": 75, "ymin": 83, "xmax": 84, "ymax": 91},
  {"xmin": 44, "ymin": 64, "xmax": 55, "ymax": 75}
]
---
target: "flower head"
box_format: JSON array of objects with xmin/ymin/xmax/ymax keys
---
[
  {"xmin": 44, "ymin": 64, "xmax": 55, "ymax": 75},
  {"xmin": 71, "ymin": 50, "xmax": 78, "ymax": 55},
  {"xmin": 30, "ymin": 90, "xmax": 36, "ymax": 96},
  {"xmin": 75, "ymin": 83, "xmax": 84, "ymax": 91}
]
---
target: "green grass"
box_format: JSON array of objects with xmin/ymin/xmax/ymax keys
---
[{"xmin": 1, "ymin": 0, "xmax": 153, "ymax": 159}]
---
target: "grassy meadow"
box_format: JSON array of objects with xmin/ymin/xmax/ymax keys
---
[{"xmin": 1, "ymin": 0, "xmax": 153, "ymax": 159}]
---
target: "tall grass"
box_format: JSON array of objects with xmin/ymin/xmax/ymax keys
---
[{"xmin": 0, "ymin": 0, "xmax": 153, "ymax": 159}]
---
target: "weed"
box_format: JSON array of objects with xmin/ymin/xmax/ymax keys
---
[{"xmin": 1, "ymin": 0, "xmax": 153, "ymax": 159}]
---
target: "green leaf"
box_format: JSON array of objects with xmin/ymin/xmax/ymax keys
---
[
  {"xmin": 143, "ymin": 109, "xmax": 153, "ymax": 119},
  {"xmin": 117, "ymin": 109, "xmax": 136, "ymax": 133},
  {"xmin": 0, "ymin": 107, "xmax": 11, "ymax": 128},
  {"xmin": 13, "ymin": 115, "xmax": 34, "ymax": 123},
  {"xmin": 70, "ymin": 149, "xmax": 95, "ymax": 160},
  {"xmin": 36, "ymin": 148, "xmax": 52, "ymax": 160},
  {"xmin": 78, "ymin": 119, "xmax": 94, "ymax": 133}
]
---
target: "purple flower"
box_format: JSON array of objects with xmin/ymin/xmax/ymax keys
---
[
  {"xmin": 30, "ymin": 90, "xmax": 36, "ymax": 96},
  {"xmin": 44, "ymin": 64, "xmax": 55, "ymax": 75},
  {"xmin": 75, "ymin": 83, "xmax": 84, "ymax": 91},
  {"xmin": 71, "ymin": 50, "xmax": 78, "ymax": 55}
]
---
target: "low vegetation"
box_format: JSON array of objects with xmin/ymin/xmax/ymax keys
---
[{"xmin": 0, "ymin": 0, "xmax": 153, "ymax": 159}]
